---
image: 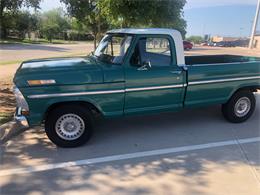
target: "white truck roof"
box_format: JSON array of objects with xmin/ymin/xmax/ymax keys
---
[{"xmin": 107, "ymin": 28, "xmax": 185, "ymax": 65}]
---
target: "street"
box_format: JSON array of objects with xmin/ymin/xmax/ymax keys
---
[
  {"xmin": 0, "ymin": 44, "xmax": 260, "ymax": 194},
  {"xmin": 0, "ymin": 44, "xmax": 260, "ymax": 82},
  {"xmin": 0, "ymin": 93, "xmax": 260, "ymax": 195},
  {"xmin": 0, "ymin": 42, "xmax": 93, "ymax": 65}
]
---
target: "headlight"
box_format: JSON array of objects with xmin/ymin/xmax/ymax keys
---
[{"xmin": 13, "ymin": 85, "xmax": 29, "ymax": 115}]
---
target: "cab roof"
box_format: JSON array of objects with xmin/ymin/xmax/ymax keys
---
[{"xmin": 107, "ymin": 28, "xmax": 180, "ymax": 35}]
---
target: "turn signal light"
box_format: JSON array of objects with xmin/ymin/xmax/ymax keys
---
[{"xmin": 27, "ymin": 80, "xmax": 56, "ymax": 86}]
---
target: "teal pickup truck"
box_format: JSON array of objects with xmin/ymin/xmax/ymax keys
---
[{"xmin": 13, "ymin": 28, "xmax": 260, "ymax": 147}]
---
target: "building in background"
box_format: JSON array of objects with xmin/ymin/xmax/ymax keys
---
[
  {"xmin": 211, "ymin": 36, "xmax": 239, "ymax": 42},
  {"xmin": 210, "ymin": 36, "xmax": 250, "ymax": 47}
]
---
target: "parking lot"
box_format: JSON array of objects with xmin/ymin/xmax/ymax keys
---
[
  {"xmin": 0, "ymin": 93, "xmax": 259, "ymax": 194},
  {"xmin": 0, "ymin": 44, "xmax": 260, "ymax": 195}
]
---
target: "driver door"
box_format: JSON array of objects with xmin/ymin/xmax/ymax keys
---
[{"xmin": 124, "ymin": 35, "xmax": 186, "ymax": 114}]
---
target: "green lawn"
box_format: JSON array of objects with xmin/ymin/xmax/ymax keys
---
[
  {"xmin": 0, "ymin": 37, "xmax": 80, "ymax": 45},
  {"xmin": 0, "ymin": 38, "xmax": 73, "ymax": 44}
]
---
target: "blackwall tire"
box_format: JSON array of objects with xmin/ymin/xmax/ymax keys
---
[
  {"xmin": 45, "ymin": 105, "xmax": 93, "ymax": 147},
  {"xmin": 222, "ymin": 90, "xmax": 256, "ymax": 123}
]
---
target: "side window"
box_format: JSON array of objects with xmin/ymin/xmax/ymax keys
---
[
  {"xmin": 146, "ymin": 38, "xmax": 171, "ymax": 56},
  {"xmin": 130, "ymin": 37, "xmax": 172, "ymax": 67}
]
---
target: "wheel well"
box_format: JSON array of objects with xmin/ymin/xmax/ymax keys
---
[
  {"xmin": 44, "ymin": 101, "xmax": 102, "ymax": 122},
  {"xmin": 234, "ymin": 86, "xmax": 260, "ymax": 94}
]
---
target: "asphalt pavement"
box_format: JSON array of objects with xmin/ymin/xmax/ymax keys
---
[{"xmin": 0, "ymin": 93, "xmax": 259, "ymax": 195}]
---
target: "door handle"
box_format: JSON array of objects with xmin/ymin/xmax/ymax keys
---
[{"xmin": 170, "ymin": 71, "xmax": 183, "ymax": 75}]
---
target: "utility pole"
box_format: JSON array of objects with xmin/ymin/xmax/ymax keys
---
[{"xmin": 249, "ymin": 0, "xmax": 260, "ymax": 49}]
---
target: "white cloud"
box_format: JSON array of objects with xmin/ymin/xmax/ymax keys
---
[{"xmin": 184, "ymin": 0, "xmax": 258, "ymax": 9}]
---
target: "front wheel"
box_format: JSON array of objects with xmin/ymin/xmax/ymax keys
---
[
  {"xmin": 222, "ymin": 90, "xmax": 256, "ymax": 123},
  {"xmin": 45, "ymin": 105, "xmax": 93, "ymax": 147}
]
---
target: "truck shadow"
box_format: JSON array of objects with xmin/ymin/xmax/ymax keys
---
[{"xmin": 1, "ymin": 101, "xmax": 260, "ymax": 194}]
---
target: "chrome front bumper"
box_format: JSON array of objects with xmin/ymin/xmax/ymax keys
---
[
  {"xmin": 13, "ymin": 85, "xmax": 30, "ymax": 128},
  {"xmin": 14, "ymin": 107, "xmax": 29, "ymax": 128}
]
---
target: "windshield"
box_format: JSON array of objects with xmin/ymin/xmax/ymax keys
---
[{"xmin": 94, "ymin": 34, "xmax": 133, "ymax": 64}]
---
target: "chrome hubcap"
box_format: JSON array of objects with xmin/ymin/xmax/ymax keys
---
[
  {"xmin": 55, "ymin": 114, "xmax": 85, "ymax": 140},
  {"xmin": 234, "ymin": 97, "xmax": 251, "ymax": 117}
]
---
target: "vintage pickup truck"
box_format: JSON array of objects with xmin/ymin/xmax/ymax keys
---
[{"xmin": 13, "ymin": 28, "xmax": 260, "ymax": 147}]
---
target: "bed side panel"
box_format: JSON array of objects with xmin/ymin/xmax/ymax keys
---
[{"xmin": 185, "ymin": 62, "xmax": 260, "ymax": 107}]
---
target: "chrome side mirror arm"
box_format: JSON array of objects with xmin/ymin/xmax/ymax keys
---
[
  {"xmin": 180, "ymin": 64, "xmax": 188, "ymax": 71},
  {"xmin": 137, "ymin": 60, "xmax": 152, "ymax": 71}
]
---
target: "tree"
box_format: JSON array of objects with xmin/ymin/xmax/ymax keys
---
[
  {"xmin": 15, "ymin": 11, "xmax": 33, "ymax": 39},
  {"xmin": 40, "ymin": 8, "xmax": 70, "ymax": 42},
  {"xmin": 0, "ymin": 0, "xmax": 41, "ymax": 38},
  {"xmin": 61, "ymin": 0, "xmax": 109, "ymax": 49},
  {"xmin": 99, "ymin": 0, "xmax": 187, "ymax": 36},
  {"xmin": 186, "ymin": 36, "xmax": 204, "ymax": 44}
]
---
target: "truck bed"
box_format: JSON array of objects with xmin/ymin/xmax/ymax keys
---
[
  {"xmin": 184, "ymin": 55, "xmax": 260, "ymax": 107},
  {"xmin": 185, "ymin": 55, "xmax": 260, "ymax": 65}
]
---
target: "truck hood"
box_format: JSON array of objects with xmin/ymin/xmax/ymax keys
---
[{"xmin": 14, "ymin": 57, "xmax": 104, "ymax": 87}]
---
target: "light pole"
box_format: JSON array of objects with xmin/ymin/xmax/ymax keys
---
[{"xmin": 249, "ymin": 0, "xmax": 260, "ymax": 49}]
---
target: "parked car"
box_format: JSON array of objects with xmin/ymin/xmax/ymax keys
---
[
  {"xmin": 214, "ymin": 41, "xmax": 237, "ymax": 47},
  {"xmin": 233, "ymin": 39, "xmax": 249, "ymax": 47},
  {"xmin": 200, "ymin": 42, "xmax": 208, "ymax": 46},
  {"xmin": 207, "ymin": 42, "xmax": 215, "ymax": 46},
  {"xmin": 13, "ymin": 28, "xmax": 260, "ymax": 147},
  {"xmin": 183, "ymin": 40, "xmax": 193, "ymax": 50}
]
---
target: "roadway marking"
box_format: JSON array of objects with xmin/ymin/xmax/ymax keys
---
[{"xmin": 1, "ymin": 137, "xmax": 260, "ymax": 177}]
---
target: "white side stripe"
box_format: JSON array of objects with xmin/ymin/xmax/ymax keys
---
[
  {"xmin": 189, "ymin": 76, "xmax": 260, "ymax": 85},
  {"xmin": 28, "ymin": 89, "xmax": 125, "ymax": 99},
  {"xmin": 126, "ymin": 84, "xmax": 186, "ymax": 92},
  {"xmin": 0, "ymin": 137, "xmax": 259, "ymax": 177},
  {"xmin": 28, "ymin": 84, "xmax": 185, "ymax": 99}
]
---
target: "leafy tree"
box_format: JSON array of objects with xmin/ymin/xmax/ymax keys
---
[
  {"xmin": 14, "ymin": 11, "xmax": 33, "ymax": 39},
  {"xmin": 40, "ymin": 8, "xmax": 69, "ymax": 42},
  {"xmin": 0, "ymin": 0, "xmax": 41, "ymax": 38},
  {"xmin": 67, "ymin": 17, "xmax": 90, "ymax": 40},
  {"xmin": 186, "ymin": 35, "xmax": 204, "ymax": 44},
  {"xmin": 61, "ymin": 0, "xmax": 109, "ymax": 49},
  {"xmin": 99, "ymin": 0, "xmax": 187, "ymax": 36}
]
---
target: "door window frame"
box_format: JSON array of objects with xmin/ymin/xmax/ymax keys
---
[{"xmin": 125, "ymin": 34, "xmax": 178, "ymax": 68}]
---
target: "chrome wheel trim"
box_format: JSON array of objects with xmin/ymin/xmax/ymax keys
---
[
  {"xmin": 234, "ymin": 97, "xmax": 251, "ymax": 117},
  {"xmin": 55, "ymin": 114, "xmax": 85, "ymax": 140}
]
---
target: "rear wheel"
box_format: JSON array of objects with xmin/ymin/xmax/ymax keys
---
[
  {"xmin": 45, "ymin": 105, "xmax": 93, "ymax": 147},
  {"xmin": 222, "ymin": 90, "xmax": 256, "ymax": 123}
]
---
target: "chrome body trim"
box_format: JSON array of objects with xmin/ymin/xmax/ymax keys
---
[
  {"xmin": 189, "ymin": 61, "xmax": 259, "ymax": 67},
  {"xmin": 26, "ymin": 76, "xmax": 259, "ymax": 99},
  {"xmin": 189, "ymin": 76, "xmax": 260, "ymax": 85},
  {"xmin": 28, "ymin": 84, "xmax": 186, "ymax": 99},
  {"xmin": 125, "ymin": 84, "xmax": 185, "ymax": 92},
  {"xmin": 28, "ymin": 89, "xmax": 125, "ymax": 99}
]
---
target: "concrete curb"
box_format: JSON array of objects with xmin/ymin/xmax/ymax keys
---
[{"xmin": 0, "ymin": 120, "xmax": 28, "ymax": 144}]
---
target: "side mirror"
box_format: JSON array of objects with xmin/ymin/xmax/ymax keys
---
[{"xmin": 138, "ymin": 60, "xmax": 151, "ymax": 71}]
